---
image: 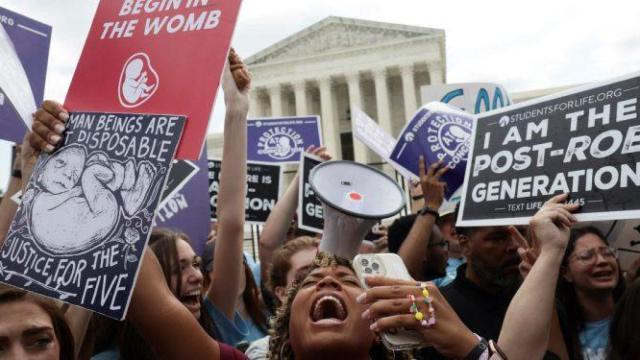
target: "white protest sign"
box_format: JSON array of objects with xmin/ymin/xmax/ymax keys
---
[{"xmin": 421, "ymin": 83, "xmax": 511, "ymax": 114}]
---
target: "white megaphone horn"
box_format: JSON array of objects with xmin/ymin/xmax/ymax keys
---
[{"xmin": 310, "ymin": 160, "xmax": 406, "ymax": 260}]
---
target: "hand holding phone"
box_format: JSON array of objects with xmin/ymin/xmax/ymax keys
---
[{"xmin": 355, "ymin": 255, "xmax": 480, "ymax": 357}]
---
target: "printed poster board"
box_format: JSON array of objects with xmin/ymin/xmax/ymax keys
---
[
  {"xmin": 65, "ymin": 0, "xmax": 242, "ymax": 160},
  {"xmin": 0, "ymin": 7, "xmax": 51, "ymax": 142},
  {"xmin": 0, "ymin": 111, "xmax": 185, "ymax": 319},
  {"xmin": 458, "ymin": 72, "xmax": 640, "ymax": 226},
  {"xmin": 247, "ymin": 116, "xmax": 323, "ymax": 164},
  {"xmin": 208, "ymin": 159, "xmax": 283, "ymax": 224},
  {"xmin": 298, "ymin": 153, "xmax": 324, "ymax": 233}
]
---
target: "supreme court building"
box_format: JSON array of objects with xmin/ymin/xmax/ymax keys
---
[{"xmin": 208, "ymin": 16, "xmax": 447, "ymax": 169}]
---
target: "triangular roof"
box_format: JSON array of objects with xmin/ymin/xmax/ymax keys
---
[{"xmin": 246, "ymin": 16, "xmax": 444, "ymax": 65}]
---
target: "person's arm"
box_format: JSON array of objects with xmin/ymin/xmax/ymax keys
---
[
  {"xmin": 129, "ymin": 249, "xmax": 222, "ymax": 360},
  {"xmin": 498, "ymin": 194, "xmax": 579, "ymax": 360},
  {"xmin": 207, "ymin": 51, "xmax": 251, "ymax": 319},
  {"xmin": 24, "ymin": 101, "xmax": 225, "ymax": 360},
  {"xmin": 64, "ymin": 305, "xmax": 93, "ymax": 359},
  {"xmin": 258, "ymin": 146, "xmax": 330, "ymax": 281},
  {"xmin": 0, "ymin": 147, "xmax": 22, "ymax": 245},
  {"xmin": 398, "ymin": 157, "xmax": 447, "ymax": 280},
  {"xmin": 258, "ymin": 172, "xmax": 299, "ymax": 280}
]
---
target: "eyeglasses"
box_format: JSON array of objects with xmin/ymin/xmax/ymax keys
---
[
  {"xmin": 569, "ymin": 246, "xmax": 617, "ymax": 264},
  {"xmin": 428, "ymin": 240, "xmax": 449, "ymax": 250}
]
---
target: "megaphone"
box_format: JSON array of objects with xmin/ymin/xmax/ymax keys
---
[{"xmin": 310, "ymin": 160, "xmax": 406, "ymax": 259}]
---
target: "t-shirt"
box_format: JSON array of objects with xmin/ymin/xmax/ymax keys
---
[
  {"xmin": 439, "ymin": 263, "xmax": 517, "ymax": 341},
  {"xmin": 432, "ymin": 257, "xmax": 465, "ymax": 288},
  {"xmin": 579, "ymin": 318, "xmax": 611, "ymax": 360},
  {"xmin": 204, "ymin": 297, "xmax": 267, "ymax": 348}
]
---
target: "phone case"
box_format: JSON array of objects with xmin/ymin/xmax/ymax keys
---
[{"xmin": 353, "ymin": 253, "xmax": 428, "ymax": 351}]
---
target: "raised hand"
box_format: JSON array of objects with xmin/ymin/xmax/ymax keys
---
[
  {"xmin": 29, "ymin": 100, "xmax": 69, "ymax": 154},
  {"xmin": 222, "ymin": 47, "xmax": 250, "ymax": 117},
  {"xmin": 419, "ymin": 155, "xmax": 448, "ymax": 210},
  {"xmin": 529, "ymin": 193, "xmax": 580, "ymax": 254},
  {"xmin": 305, "ymin": 145, "xmax": 332, "ymax": 161}
]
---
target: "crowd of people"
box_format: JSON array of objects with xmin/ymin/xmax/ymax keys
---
[{"xmin": 0, "ymin": 49, "xmax": 639, "ymax": 360}]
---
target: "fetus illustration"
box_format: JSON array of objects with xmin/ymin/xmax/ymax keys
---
[
  {"xmin": 118, "ymin": 52, "xmax": 159, "ymax": 108},
  {"xmin": 29, "ymin": 145, "xmax": 157, "ymax": 256},
  {"xmin": 274, "ymin": 136, "xmax": 293, "ymax": 158},
  {"xmin": 440, "ymin": 123, "xmax": 471, "ymax": 157}
]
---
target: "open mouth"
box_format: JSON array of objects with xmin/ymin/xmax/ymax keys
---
[
  {"xmin": 180, "ymin": 289, "xmax": 201, "ymax": 310},
  {"xmin": 310, "ymin": 294, "xmax": 347, "ymax": 324},
  {"xmin": 591, "ymin": 269, "xmax": 614, "ymax": 280}
]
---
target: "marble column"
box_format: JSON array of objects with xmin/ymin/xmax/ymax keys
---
[
  {"xmin": 248, "ymin": 89, "xmax": 261, "ymax": 117},
  {"xmin": 400, "ymin": 64, "xmax": 418, "ymax": 118},
  {"xmin": 428, "ymin": 63, "xmax": 445, "ymax": 85},
  {"xmin": 346, "ymin": 72, "xmax": 368, "ymax": 164},
  {"xmin": 319, "ymin": 77, "xmax": 341, "ymax": 158},
  {"xmin": 373, "ymin": 67, "xmax": 392, "ymax": 134},
  {"xmin": 268, "ymin": 84, "xmax": 283, "ymax": 117},
  {"xmin": 293, "ymin": 80, "xmax": 308, "ymax": 116}
]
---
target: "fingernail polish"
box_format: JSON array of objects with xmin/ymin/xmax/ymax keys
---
[
  {"xmin": 356, "ymin": 293, "xmax": 366, "ymax": 304},
  {"xmin": 361, "ymin": 309, "xmax": 370, "ymax": 320},
  {"xmin": 54, "ymin": 124, "xmax": 65, "ymax": 134},
  {"xmin": 59, "ymin": 112, "xmax": 69, "ymax": 121},
  {"xmin": 50, "ymin": 135, "xmax": 61, "ymax": 144}
]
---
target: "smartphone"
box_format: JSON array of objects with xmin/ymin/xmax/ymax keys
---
[{"xmin": 353, "ymin": 253, "xmax": 427, "ymax": 351}]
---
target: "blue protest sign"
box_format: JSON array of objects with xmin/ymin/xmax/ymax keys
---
[
  {"xmin": 390, "ymin": 103, "xmax": 474, "ymax": 199},
  {"xmin": 0, "ymin": 112, "xmax": 185, "ymax": 319},
  {"xmin": 247, "ymin": 116, "xmax": 323, "ymax": 164},
  {"xmin": 0, "ymin": 7, "xmax": 51, "ymax": 143},
  {"xmin": 155, "ymin": 148, "xmax": 211, "ymax": 256}
]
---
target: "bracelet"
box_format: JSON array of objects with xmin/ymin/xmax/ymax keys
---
[
  {"xmin": 417, "ymin": 205, "xmax": 439, "ymax": 219},
  {"xmin": 463, "ymin": 337, "xmax": 488, "ymax": 360},
  {"xmin": 11, "ymin": 169, "xmax": 22, "ymax": 179}
]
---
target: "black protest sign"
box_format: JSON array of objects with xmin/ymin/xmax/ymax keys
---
[
  {"xmin": 208, "ymin": 159, "xmax": 282, "ymax": 224},
  {"xmin": 458, "ymin": 73, "xmax": 640, "ymax": 226},
  {"xmin": 160, "ymin": 159, "xmax": 198, "ymax": 204},
  {"xmin": 0, "ymin": 112, "xmax": 185, "ymax": 319},
  {"xmin": 298, "ymin": 153, "xmax": 324, "ymax": 233}
]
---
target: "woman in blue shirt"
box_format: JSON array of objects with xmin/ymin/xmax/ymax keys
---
[{"xmin": 558, "ymin": 226, "xmax": 625, "ymax": 360}]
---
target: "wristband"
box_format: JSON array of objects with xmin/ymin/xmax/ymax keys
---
[
  {"xmin": 463, "ymin": 337, "xmax": 488, "ymax": 360},
  {"xmin": 11, "ymin": 169, "xmax": 22, "ymax": 179},
  {"xmin": 417, "ymin": 205, "xmax": 439, "ymax": 219}
]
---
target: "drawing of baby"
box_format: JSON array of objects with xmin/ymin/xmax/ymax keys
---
[
  {"xmin": 121, "ymin": 58, "xmax": 156, "ymax": 105},
  {"xmin": 30, "ymin": 145, "xmax": 156, "ymax": 256}
]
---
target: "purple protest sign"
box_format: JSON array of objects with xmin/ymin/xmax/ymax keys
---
[
  {"xmin": 390, "ymin": 102, "xmax": 474, "ymax": 199},
  {"xmin": 247, "ymin": 116, "xmax": 323, "ymax": 164},
  {"xmin": 0, "ymin": 7, "xmax": 51, "ymax": 143},
  {"xmin": 155, "ymin": 148, "xmax": 211, "ymax": 256}
]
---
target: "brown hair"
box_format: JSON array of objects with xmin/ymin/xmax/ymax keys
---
[
  {"xmin": 0, "ymin": 288, "xmax": 75, "ymax": 360},
  {"xmin": 267, "ymin": 236, "xmax": 318, "ymax": 299},
  {"xmin": 608, "ymin": 277, "xmax": 640, "ymax": 360},
  {"xmin": 147, "ymin": 227, "xmax": 220, "ymax": 339}
]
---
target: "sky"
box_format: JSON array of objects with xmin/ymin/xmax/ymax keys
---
[{"xmin": 1, "ymin": 0, "xmax": 640, "ymax": 192}]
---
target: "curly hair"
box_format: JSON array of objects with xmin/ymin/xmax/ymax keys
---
[{"xmin": 267, "ymin": 252, "xmax": 406, "ymax": 360}]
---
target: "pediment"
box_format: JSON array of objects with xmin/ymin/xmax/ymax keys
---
[{"xmin": 246, "ymin": 16, "xmax": 443, "ymax": 65}]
